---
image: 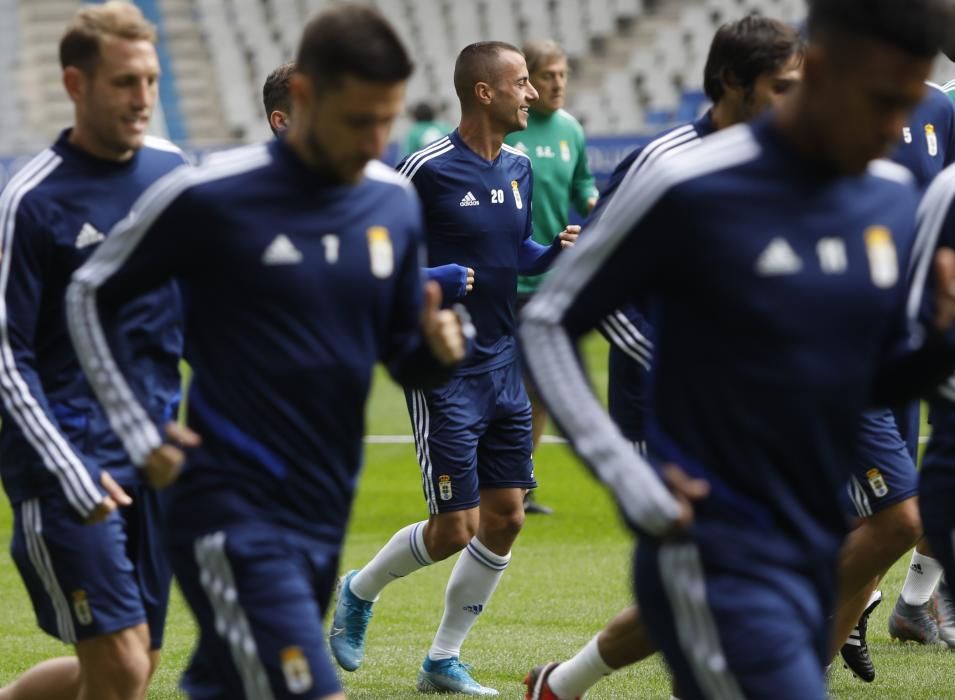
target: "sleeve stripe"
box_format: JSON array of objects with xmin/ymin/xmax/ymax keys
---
[
  {"xmin": 600, "ymin": 312, "xmax": 652, "ymax": 369},
  {"xmin": 68, "ymin": 147, "xmax": 272, "ymax": 465},
  {"xmin": 907, "ymin": 163, "xmax": 955, "ymax": 323},
  {"xmin": 398, "ymin": 137, "xmax": 452, "ymax": 177},
  {"xmin": 401, "ymin": 144, "xmax": 455, "ymax": 182},
  {"xmin": 0, "ymin": 150, "xmax": 103, "ymax": 516},
  {"xmin": 519, "ymin": 127, "xmax": 760, "ymax": 535}
]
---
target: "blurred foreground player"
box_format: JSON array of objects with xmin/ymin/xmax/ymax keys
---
[
  {"xmin": 66, "ymin": 6, "xmax": 468, "ymax": 699},
  {"xmin": 0, "ymin": 4, "xmax": 187, "ymax": 700},
  {"xmin": 521, "ymin": 0, "xmax": 955, "ymax": 697}
]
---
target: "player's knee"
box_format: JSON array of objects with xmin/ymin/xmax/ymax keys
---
[
  {"xmin": 80, "ymin": 632, "xmax": 151, "ymax": 695},
  {"xmin": 482, "ymin": 506, "xmax": 525, "ymax": 542},
  {"xmin": 873, "ymin": 499, "xmax": 922, "ymax": 553}
]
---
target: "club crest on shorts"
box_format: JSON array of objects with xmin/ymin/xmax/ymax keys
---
[
  {"xmin": 438, "ymin": 474, "xmax": 453, "ymax": 501},
  {"xmin": 866, "ymin": 468, "xmax": 889, "ymax": 498},
  {"xmin": 511, "ymin": 180, "xmax": 523, "ymax": 210},
  {"xmin": 863, "ymin": 226, "xmax": 898, "ymax": 289},
  {"xmin": 367, "ymin": 226, "xmax": 393, "ymax": 279},
  {"xmin": 926, "ymin": 123, "xmax": 939, "ymax": 157},
  {"xmin": 280, "ymin": 646, "xmax": 313, "ymax": 694},
  {"xmin": 72, "ymin": 590, "xmax": 93, "ymax": 625}
]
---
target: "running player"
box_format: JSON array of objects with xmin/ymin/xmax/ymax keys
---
[
  {"xmin": 329, "ymin": 41, "xmax": 578, "ymax": 696},
  {"xmin": 521, "ymin": 0, "xmax": 955, "ymax": 697},
  {"xmin": 65, "ymin": 6, "xmax": 467, "ymax": 699},
  {"xmin": 0, "ymin": 4, "xmax": 186, "ymax": 700}
]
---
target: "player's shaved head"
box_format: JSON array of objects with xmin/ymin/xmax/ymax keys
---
[
  {"xmin": 808, "ymin": 0, "xmax": 953, "ymax": 59},
  {"xmin": 454, "ymin": 41, "xmax": 523, "ymax": 106},
  {"xmin": 60, "ymin": 0, "xmax": 156, "ymax": 74}
]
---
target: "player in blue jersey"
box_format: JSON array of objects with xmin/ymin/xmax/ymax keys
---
[
  {"xmin": 0, "ymin": 5, "xmax": 187, "ymax": 700},
  {"xmin": 65, "ymin": 6, "xmax": 468, "ymax": 700},
  {"xmin": 329, "ymin": 41, "xmax": 578, "ymax": 696},
  {"xmin": 262, "ymin": 59, "xmax": 476, "ymax": 301},
  {"xmin": 523, "ymin": 16, "xmax": 805, "ymax": 700},
  {"xmin": 520, "ymin": 0, "xmax": 955, "ymax": 696}
]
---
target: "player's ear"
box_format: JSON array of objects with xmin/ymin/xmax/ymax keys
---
[
  {"xmin": 62, "ymin": 65, "xmax": 86, "ymax": 102},
  {"xmin": 474, "ymin": 81, "xmax": 493, "ymax": 105}
]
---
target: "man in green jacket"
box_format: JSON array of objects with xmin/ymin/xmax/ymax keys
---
[{"xmin": 505, "ymin": 40, "xmax": 597, "ymax": 514}]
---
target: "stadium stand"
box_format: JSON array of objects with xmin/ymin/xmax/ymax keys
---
[{"xmin": 1, "ymin": 0, "xmax": 954, "ymax": 155}]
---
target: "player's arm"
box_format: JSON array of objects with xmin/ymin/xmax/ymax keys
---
[
  {"xmin": 872, "ymin": 167, "xmax": 955, "ymax": 404},
  {"xmin": 424, "ymin": 264, "xmax": 474, "ymax": 299},
  {"xmin": 597, "ymin": 305, "xmax": 653, "ymax": 370},
  {"xmin": 0, "ymin": 198, "xmax": 123, "ymax": 521},
  {"xmin": 519, "ymin": 166, "xmax": 701, "ymax": 537},
  {"xmin": 516, "ymin": 175, "xmax": 579, "ymax": 275},
  {"xmin": 383, "ymin": 198, "xmax": 470, "ymax": 388},
  {"xmin": 67, "ymin": 169, "xmax": 200, "ymax": 489}
]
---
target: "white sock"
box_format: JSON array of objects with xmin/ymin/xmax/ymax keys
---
[
  {"xmin": 548, "ymin": 635, "xmax": 614, "ymax": 699},
  {"xmin": 350, "ymin": 521, "xmax": 432, "ymax": 602},
  {"xmin": 901, "ymin": 551, "xmax": 944, "ymax": 606},
  {"xmin": 429, "ymin": 537, "xmax": 509, "ymax": 661}
]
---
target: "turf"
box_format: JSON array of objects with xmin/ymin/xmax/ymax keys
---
[{"xmin": 2, "ymin": 336, "xmax": 955, "ymax": 698}]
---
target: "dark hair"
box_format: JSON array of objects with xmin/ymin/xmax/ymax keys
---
[
  {"xmin": 296, "ymin": 4, "xmax": 413, "ymax": 92},
  {"xmin": 60, "ymin": 0, "xmax": 156, "ymax": 73},
  {"xmin": 453, "ymin": 41, "xmax": 523, "ymax": 104},
  {"xmin": 808, "ymin": 0, "xmax": 953, "ymax": 58},
  {"xmin": 703, "ymin": 16, "xmax": 804, "ymax": 103},
  {"xmin": 263, "ymin": 60, "xmax": 295, "ymax": 129},
  {"xmin": 412, "ymin": 102, "xmax": 436, "ymax": 122}
]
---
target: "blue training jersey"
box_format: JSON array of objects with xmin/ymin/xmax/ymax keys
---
[
  {"xmin": 522, "ymin": 115, "xmax": 932, "ymax": 563},
  {"xmin": 67, "ymin": 139, "xmax": 448, "ymax": 546},
  {"xmin": 891, "ymin": 83, "xmax": 955, "ymax": 189},
  {"xmin": 397, "ymin": 129, "xmax": 563, "ymax": 375},
  {"xmin": 594, "ymin": 112, "xmax": 717, "ymax": 439},
  {"xmin": 0, "ymin": 131, "xmax": 187, "ymax": 519}
]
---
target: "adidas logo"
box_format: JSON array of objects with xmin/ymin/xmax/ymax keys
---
[
  {"xmin": 459, "ymin": 191, "xmax": 480, "ymax": 207},
  {"xmin": 755, "ymin": 237, "xmax": 802, "ymax": 276},
  {"xmin": 462, "ymin": 604, "xmax": 484, "ymax": 615},
  {"xmin": 75, "ymin": 223, "xmax": 105, "ymax": 249},
  {"xmin": 911, "ymin": 563, "xmax": 924, "ymax": 575},
  {"xmin": 262, "ymin": 234, "xmax": 303, "ymax": 265}
]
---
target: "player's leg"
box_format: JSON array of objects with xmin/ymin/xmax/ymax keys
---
[
  {"xmin": 524, "ymin": 605, "xmax": 657, "ymax": 700},
  {"xmin": 330, "ymin": 379, "xmax": 486, "ymax": 672},
  {"xmin": 888, "ymin": 538, "xmax": 944, "ymax": 644},
  {"xmin": 516, "ymin": 291, "xmax": 553, "ymax": 515},
  {"xmin": 918, "ymin": 434, "xmax": 955, "ymax": 649},
  {"xmin": 0, "ymin": 659, "xmax": 79, "ymax": 700},
  {"xmin": 636, "ymin": 539, "xmax": 830, "ymax": 700},
  {"xmin": 7, "ymin": 497, "xmax": 152, "ymax": 700},
  {"xmin": 834, "ymin": 409, "xmax": 922, "ymax": 677},
  {"xmin": 170, "ymin": 525, "xmax": 346, "ymax": 700}
]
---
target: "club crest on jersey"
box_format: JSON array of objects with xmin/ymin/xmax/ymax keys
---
[
  {"xmin": 560, "ymin": 139, "xmax": 571, "ymax": 161},
  {"xmin": 438, "ymin": 474, "xmax": 453, "ymax": 501},
  {"xmin": 280, "ymin": 646, "xmax": 313, "ymax": 694},
  {"xmin": 367, "ymin": 226, "xmax": 394, "ymax": 278},
  {"xmin": 511, "ymin": 180, "xmax": 523, "ymax": 210},
  {"xmin": 72, "ymin": 590, "xmax": 93, "ymax": 625},
  {"xmin": 926, "ymin": 124, "xmax": 939, "ymax": 157},
  {"xmin": 864, "ymin": 226, "xmax": 898, "ymax": 289},
  {"xmin": 866, "ymin": 468, "xmax": 889, "ymax": 498}
]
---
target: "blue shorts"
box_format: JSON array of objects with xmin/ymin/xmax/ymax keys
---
[
  {"xmin": 635, "ymin": 534, "xmax": 832, "ymax": 700},
  {"xmin": 9, "ymin": 484, "xmax": 170, "ymax": 648},
  {"xmin": 406, "ymin": 361, "xmax": 535, "ymax": 514},
  {"xmin": 919, "ymin": 435, "xmax": 955, "ymax": 586},
  {"xmin": 169, "ymin": 523, "xmax": 341, "ymax": 700},
  {"xmin": 845, "ymin": 408, "xmax": 918, "ymax": 517},
  {"xmin": 607, "ymin": 344, "xmax": 650, "ymax": 445}
]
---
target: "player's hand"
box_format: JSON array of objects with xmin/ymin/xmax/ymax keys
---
[
  {"xmin": 144, "ymin": 422, "xmax": 201, "ymax": 489},
  {"xmin": 465, "ymin": 267, "xmax": 475, "ymax": 295},
  {"xmin": 85, "ymin": 471, "xmax": 132, "ymax": 524},
  {"xmin": 934, "ymin": 247, "xmax": 955, "ymax": 331},
  {"xmin": 661, "ymin": 463, "xmax": 710, "ymax": 535},
  {"xmin": 421, "ymin": 280, "xmax": 466, "ymax": 365},
  {"xmin": 558, "ymin": 225, "xmax": 580, "ymax": 249}
]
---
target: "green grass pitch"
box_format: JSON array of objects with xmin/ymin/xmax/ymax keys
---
[{"xmin": 2, "ymin": 336, "xmax": 955, "ymax": 698}]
